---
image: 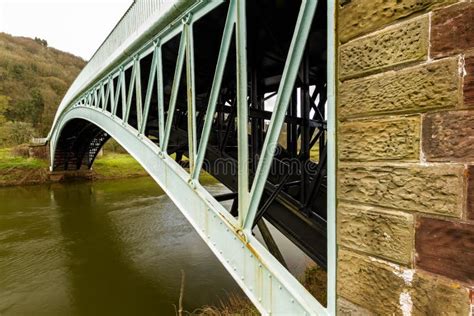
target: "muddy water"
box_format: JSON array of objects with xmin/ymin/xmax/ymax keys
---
[{"xmin": 0, "ymin": 178, "xmax": 243, "ymax": 315}]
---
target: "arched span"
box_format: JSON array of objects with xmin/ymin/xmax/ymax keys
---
[
  {"xmin": 51, "ymin": 118, "xmax": 110, "ymax": 171},
  {"xmin": 50, "ymin": 107, "xmax": 156, "ymax": 175},
  {"xmin": 49, "ymin": 106, "xmax": 326, "ymax": 315}
]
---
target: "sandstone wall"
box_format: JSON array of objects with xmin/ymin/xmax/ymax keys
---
[{"xmin": 336, "ymin": 1, "xmax": 474, "ymax": 314}]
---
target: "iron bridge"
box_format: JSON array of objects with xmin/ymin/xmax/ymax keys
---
[{"xmin": 48, "ymin": 0, "xmax": 336, "ymax": 314}]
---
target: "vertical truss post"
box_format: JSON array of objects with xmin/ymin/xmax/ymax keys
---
[
  {"xmin": 184, "ymin": 17, "xmax": 197, "ymax": 174},
  {"xmin": 243, "ymin": 0, "xmax": 318, "ymax": 230},
  {"xmin": 287, "ymin": 91, "xmax": 298, "ymax": 156},
  {"xmin": 112, "ymin": 68, "xmax": 124, "ymax": 116},
  {"xmin": 162, "ymin": 27, "xmax": 186, "ymax": 152},
  {"xmin": 250, "ymin": 68, "xmax": 259, "ymax": 170},
  {"xmin": 191, "ymin": 0, "xmax": 236, "ymax": 180},
  {"xmin": 94, "ymin": 88, "xmax": 98, "ymax": 108},
  {"xmin": 124, "ymin": 59, "xmax": 138, "ymax": 124},
  {"xmin": 100, "ymin": 83, "xmax": 106, "ymax": 110},
  {"xmin": 120, "ymin": 69, "xmax": 127, "ymax": 119},
  {"xmin": 135, "ymin": 58, "xmax": 144, "ymax": 131},
  {"xmin": 156, "ymin": 44, "xmax": 165, "ymax": 148},
  {"xmin": 236, "ymin": 0, "xmax": 250, "ymax": 226},
  {"xmin": 327, "ymin": 0, "xmax": 337, "ymax": 313},
  {"xmin": 104, "ymin": 77, "xmax": 111, "ymax": 112},
  {"xmin": 140, "ymin": 43, "xmax": 159, "ymax": 135},
  {"xmin": 108, "ymin": 77, "xmax": 115, "ymax": 115},
  {"xmin": 300, "ymin": 54, "xmax": 310, "ymax": 205}
]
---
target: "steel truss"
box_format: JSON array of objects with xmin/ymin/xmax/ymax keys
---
[{"xmin": 49, "ymin": 0, "xmax": 336, "ymax": 314}]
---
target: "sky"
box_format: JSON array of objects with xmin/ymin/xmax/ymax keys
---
[{"xmin": 0, "ymin": 0, "xmax": 134, "ymax": 60}]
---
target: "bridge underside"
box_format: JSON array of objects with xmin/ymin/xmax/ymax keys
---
[{"xmin": 50, "ymin": 0, "xmax": 333, "ymax": 314}]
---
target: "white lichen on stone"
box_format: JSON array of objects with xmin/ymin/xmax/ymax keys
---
[
  {"xmin": 368, "ymin": 256, "xmax": 414, "ymax": 285},
  {"xmin": 400, "ymin": 291, "xmax": 413, "ymax": 316},
  {"xmin": 460, "ymin": 55, "xmax": 467, "ymax": 77}
]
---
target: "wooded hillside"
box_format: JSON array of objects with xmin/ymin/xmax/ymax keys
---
[{"xmin": 0, "ymin": 32, "xmax": 85, "ymax": 146}]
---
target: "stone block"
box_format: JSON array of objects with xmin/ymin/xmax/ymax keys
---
[
  {"xmin": 338, "ymin": 0, "xmax": 456, "ymax": 43},
  {"xmin": 338, "ymin": 250, "xmax": 406, "ymax": 314},
  {"xmin": 422, "ymin": 110, "xmax": 474, "ymax": 161},
  {"xmin": 338, "ymin": 250, "xmax": 470, "ymax": 315},
  {"xmin": 415, "ymin": 217, "xmax": 474, "ymax": 284},
  {"xmin": 338, "ymin": 164, "xmax": 465, "ymax": 217},
  {"xmin": 339, "ymin": 117, "xmax": 420, "ymax": 161},
  {"xmin": 337, "ymin": 297, "xmax": 374, "ymax": 316},
  {"xmin": 338, "ymin": 203, "xmax": 414, "ymax": 264},
  {"xmin": 465, "ymin": 55, "xmax": 474, "ymax": 107},
  {"xmin": 339, "ymin": 16, "xmax": 429, "ymax": 79},
  {"xmin": 431, "ymin": 3, "xmax": 474, "ymax": 58},
  {"xmin": 339, "ymin": 57, "xmax": 461, "ymax": 118},
  {"xmin": 468, "ymin": 166, "xmax": 474, "ymax": 220},
  {"xmin": 410, "ymin": 271, "xmax": 470, "ymax": 315}
]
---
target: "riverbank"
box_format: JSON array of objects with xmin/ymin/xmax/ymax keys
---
[{"xmin": 0, "ymin": 147, "xmax": 149, "ymax": 187}]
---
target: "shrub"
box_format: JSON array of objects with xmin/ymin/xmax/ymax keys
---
[{"xmin": 0, "ymin": 121, "xmax": 35, "ymax": 147}]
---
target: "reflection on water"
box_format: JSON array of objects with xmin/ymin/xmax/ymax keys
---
[{"xmin": 0, "ymin": 178, "xmax": 242, "ymax": 315}]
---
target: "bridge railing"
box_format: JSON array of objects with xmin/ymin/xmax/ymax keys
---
[{"xmin": 50, "ymin": 0, "xmax": 192, "ymax": 136}]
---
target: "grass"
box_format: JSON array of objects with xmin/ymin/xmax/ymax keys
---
[
  {"xmin": 0, "ymin": 147, "xmax": 47, "ymax": 170},
  {"xmin": 0, "ymin": 147, "xmax": 151, "ymax": 186},
  {"xmin": 302, "ymin": 263, "xmax": 327, "ymax": 307},
  {"xmin": 189, "ymin": 263, "xmax": 327, "ymax": 315},
  {"xmin": 192, "ymin": 293, "xmax": 258, "ymax": 315},
  {"xmin": 0, "ymin": 147, "xmax": 48, "ymax": 186},
  {"xmin": 0, "ymin": 145, "xmax": 222, "ymax": 187},
  {"xmin": 92, "ymin": 152, "xmax": 148, "ymax": 178}
]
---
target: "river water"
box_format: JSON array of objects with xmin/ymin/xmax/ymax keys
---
[{"xmin": 0, "ymin": 177, "xmax": 245, "ymax": 315}]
